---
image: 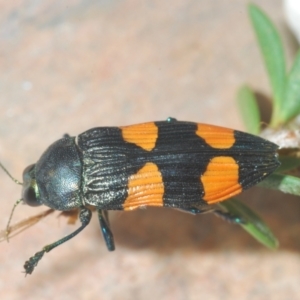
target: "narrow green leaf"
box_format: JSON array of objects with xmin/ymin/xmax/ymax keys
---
[
  {"xmin": 279, "ymin": 50, "xmax": 300, "ymax": 123},
  {"xmin": 237, "ymin": 85, "xmax": 261, "ymax": 134},
  {"xmin": 248, "ymin": 4, "xmax": 286, "ymax": 125},
  {"xmin": 277, "ymin": 155, "xmax": 300, "ymax": 173},
  {"xmin": 219, "ymin": 198, "xmax": 278, "ymax": 249},
  {"xmin": 258, "ymin": 173, "xmax": 300, "ymax": 196}
]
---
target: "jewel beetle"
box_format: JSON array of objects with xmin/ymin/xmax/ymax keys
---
[{"xmin": 1, "ymin": 118, "xmax": 280, "ymax": 274}]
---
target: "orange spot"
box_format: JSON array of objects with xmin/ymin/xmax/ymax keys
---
[
  {"xmin": 196, "ymin": 124, "xmax": 235, "ymax": 149},
  {"xmin": 201, "ymin": 156, "xmax": 242, "ymax": 203},
  {"xmin": 121, "ymin": 122, "xmax": 158, "ymax": 151},
  {"xmin": 123, "ymin": 162, "xmax": 164, "ymax": 210}
]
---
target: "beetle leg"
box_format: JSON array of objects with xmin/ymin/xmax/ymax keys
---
[
  {"xmin": 213, "ymin": 210, "xmax": 245, "ymax": 224},
  {"xmin": 176, "ymin": 206, "xmax": 214, "ymax": 215},
  {"xmin": 178, "ymin": 206, "xmax": 245, "ymax": 224},
  {"xmin": 24, "ymin": 207, "xmax": 92, "ymax": 275},
  {"xmin": 98, "ymin": 210, "xmax": 115, "ymax": 251},
  {"xmin": 166, "ymin": 117, "xmax": 177, "ymax": 122}
]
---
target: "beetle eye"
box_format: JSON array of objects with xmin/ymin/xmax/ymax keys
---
[
  {"xmin": 23, "ymin": 186, "xmax": 40, "ymax": 207},
  {"xmin": 22, "ymin": 164, "xmax": 40, "ymax": 207}
]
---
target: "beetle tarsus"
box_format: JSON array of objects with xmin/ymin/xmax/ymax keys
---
[{"xmin": 24, "ymin": 250, "xmax": 45, "ymax": 275}]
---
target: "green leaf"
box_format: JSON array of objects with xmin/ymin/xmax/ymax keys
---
[
  {"xmin": 277, "ymin": 155, "xmax": 300, "ymax": 173},
  {"xmin": 237, "ymin": 85, "xmax": 261, "ymax": 134},
  {"xmin": 219, "ymin": 198, "xmax": 278, "ymax": 249},
  {"xmin": 258, "ymin": 173, "xmax": 300, "ymax": 196},
  {"xmin": 279, "ymin": 50, "xmax": 300, "ymax": 123},
  {"xmin": 248, "ymin": 4, "xmax": 286, "ymax": 126}
]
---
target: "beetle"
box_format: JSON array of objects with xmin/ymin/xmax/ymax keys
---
[{"xmin": 1, "ymin": 118, "xmax": 280, "ymax": 274}]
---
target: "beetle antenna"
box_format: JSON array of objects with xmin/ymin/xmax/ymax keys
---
[
  {"xmin": 0, "ymin": 161, "xmax": 22, "ymax": 185},
  {"xmin": 0, "ymin": 161, "xmax": 23, "ymax": 242},
  {"xmin": 6, "ymin": 198, "xmax": 23, "ymax": 242}
]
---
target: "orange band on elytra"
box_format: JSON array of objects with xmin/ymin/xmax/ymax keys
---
[
  {"xmin": 201, "ymin": 156, "xmax": 242, "ymax": 203},
  {"xmin": 123, "ymin": 162, "xmax": 164, "ymax": 210},
  {"xmin": 196, "ymin": 124, "xmax": 235, "ymax": 149},
  {"xmin": 121, "ymin": 122, "xmax": 158, "ymax": 151}
]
